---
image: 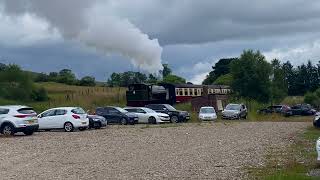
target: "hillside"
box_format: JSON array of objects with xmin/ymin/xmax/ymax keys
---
[{"xmin": 0, "ymin": 82, "xmax": 127, "ymax": 113}]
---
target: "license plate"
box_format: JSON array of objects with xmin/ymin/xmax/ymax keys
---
[
  {"xmin": 186, "ymin": 117, "xmax": 190, "ymax": 119},
  {"xmin": 81, "ymin": 122, "xmax": 87, "ymax": 124}
]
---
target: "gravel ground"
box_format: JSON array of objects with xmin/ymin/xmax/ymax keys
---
[{"xmin": 0, "ymin": 122, "xmax": 309, "ymax": 180}]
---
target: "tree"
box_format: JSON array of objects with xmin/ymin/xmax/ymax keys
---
[
  {"xmin": 162, "ymin": 74, "xmax": 186, "ymax": 84},
  {"xmin": 147, "ymin": 74, "xmax": 158, "ymax": 84},
  {"xmin": 35, "ymin": 73, "xmax": 49, "ymax": 82},
  {"xmin": 202, "ymin": 58, "xmax": 236, "ymax": 85},
  {"xmin": 0, "ymin": 63, "xmax": 7, "ymax": 71},
  {"xmin": 271, "ymin": 59, "xmax": 287, "ymax": 103},
  {"xmin": 162, "ymin": 64, "xmax": 172, "ymax": 78},
  {"xmin": 214, "ymin": 73, "xmax": 233, "ymax": 86},
  {"xmin": 58, "ymin": 69, "xmax": 76, "ymax": 85},
  {"xmin": 79, "ymin": 76, "xmax": 96, "ymax": 86},
  {"xmin": 48, "ymin": 72, "xmax": 59, "ymax": 82},
  {"xmin": 230, "ymin": 50, "xmax": 272, "ymax": 103}
]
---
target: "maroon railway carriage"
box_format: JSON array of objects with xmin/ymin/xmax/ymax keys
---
[{"xmin": 126, "ymin": 83, "xmax": 231, "ymax": 107}]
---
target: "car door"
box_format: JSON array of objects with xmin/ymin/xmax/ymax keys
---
[
  {"xmin": 136, "ymin": 108, "xmax": 149, "ymax": 123},
  {"xmin": 38, "ymin": 109, "xmax": 56, "ymax": 129},
  {"xmin": 0, "ymin": 108, "xmax": 9, "ymax": 124},
  {"xmin": 241, "ymin": 105, "xmax": 247, "ymax": 117},
  {"xmin": 53, "ymin": 109, "xmax": 67, "ymax": 129},
  {"xmin": 108, "ymin": 108, "xmax": 122, "ymax": 123}
]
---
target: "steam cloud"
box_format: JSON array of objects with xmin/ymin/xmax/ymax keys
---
[{"xmin": 1, "ymin": 0, "xmax": 163, "ymax": 73}]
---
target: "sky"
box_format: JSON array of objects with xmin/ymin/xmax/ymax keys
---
[{"xmin": 0, "ymin": 0, "xmax": 320, "ymax": 84}]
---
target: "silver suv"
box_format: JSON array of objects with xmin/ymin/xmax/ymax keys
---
[
  {"xmin": 222, "ymin": 103, "xmax": 248, "ymax": 120},
  {"xmin": 0, "ymin": 106, "xmax": 39, "ymax": 136}
]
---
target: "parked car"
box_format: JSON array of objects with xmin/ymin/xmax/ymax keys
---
[
  {"xmin": 290, "ymin": 104, "xmax": 316, "ymax": 116},
  {"xmin": 0, "ymin": 105, "xmax": 39, "ymax": 136},
  {"xmin": 222, "ymin": 104, "xmax": 247, "ymax": 120},
  {"xmin": 317, "ymin": 137, "xmax": 320, "ymax": 161},
  {"xmin": 38, "ymin": 107, "xmax": 89, "ymax": 132},
  {"xmin": 198, "ymin": 106, "xmax": 217, "ymax": 121},
  {"xmin": 124, "ymin": 107, "xmax": 170, "ymax": 124},
  {"xmin": 258, "ymin": 105, "xmax": 292, "ymax": 117},
  {"xmin": 95, "ymin": 106, "xmax": 138, "ymax": 125},
  {"xmin": 258, "ymin": 105, "xmax": 284, "ymax": 114},
  {"xmin": 88, "ymin": 115, "xmax": 107, "ymax": 129},
  {"xmin": 314, "ymin": 112, "xmax": 320, "ymax": 128},
  {"xmin": 145, "ymin": 104, "xmax": 190, "ymax": 123}
]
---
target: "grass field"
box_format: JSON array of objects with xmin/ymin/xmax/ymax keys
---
[{"xmin": 0, "ymin": 82, "xmax": 127, "ymax": 113}]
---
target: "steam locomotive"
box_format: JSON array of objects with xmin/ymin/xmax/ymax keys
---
[{"xmin": 126, "ymin": 83, "xmax": 230, "ymax": 107}]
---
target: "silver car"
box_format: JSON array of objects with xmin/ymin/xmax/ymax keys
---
[{"xmin": 222, "ymin": 104, "xmax": 247, "ymax": 120}]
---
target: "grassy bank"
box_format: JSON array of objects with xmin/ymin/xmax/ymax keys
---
[
  {"xmin": 0, "ymin": 82, "xmax": 127, "ymax": 113},
  {"xmin": 248, "ymin": 126, "xmax": 320, "ymax": 179}
]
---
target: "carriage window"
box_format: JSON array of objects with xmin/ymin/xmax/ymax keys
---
[
  {"xmin": 189, "ymin": 88, "xmax": 193, "ymax": 96},
  {"xmin": 194, "ymin": 89, "xmax": 198, "ymax": 96},
  {"xmin": 179, "ymin": 89, "xmax": 183, "ymax": 96},
  {"xmin": 176, "ymin": 89, "xmax": 179, "ymax": 96},
  {"xmin": 201, "ymin": 88, "xmax": 203, "ymax": 95}
]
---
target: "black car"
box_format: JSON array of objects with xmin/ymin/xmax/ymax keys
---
[
  {"xmin": 290, "ymin": 104, "xmax": 316, "ymax": 116},
  {"xmin": 145, "ymin": 104, "xmax": 190, "ymax": 123},
  {"xmin": 87, "ymin": 115, "xmax": 107, "ymax": 129},
  {"xmin": 258, "ymin": 105, "xmax": 283, "ymax": 114},
  {"xmin": 95, "ymin": 107, "xmax": 138, "ymax": 125}
]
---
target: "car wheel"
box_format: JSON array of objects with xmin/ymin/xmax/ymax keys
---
[
  {"xmin": 79, "ymin": 127, "xmax": 86, "ymax": 131},
  {"xmin": 171, "ymin": 116, "xmax": 179, "ymax": 123},
  {"xmin": 120, "ymin": 118, "xmax": 127, "ymax": 125},
  {"xmin": 1, "ymin": 124, "xmax": 15, "ymax": 136},
  {"xmin": 148, "ymin": 116, "xmax": 157, "ymax": 124},
  {"xmin": 64, "ymin": 122, "xmax": 74, "ymax": 132},
  {"xmin": 94, "ymin": 122, "xmax": 101, "ymax": 129},
  {"xmin": 24, "ymin": 130, "xmax": 34, "ymax": 136}
]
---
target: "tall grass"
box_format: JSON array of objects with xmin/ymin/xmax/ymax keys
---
[{"xmin": 0, "ymin": 82, "xmax": 127, "ymax": 113}]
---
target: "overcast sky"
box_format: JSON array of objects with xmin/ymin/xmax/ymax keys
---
[{"xmin": 1, "ymin": 0, "xmax": 320, "ymax": 84}]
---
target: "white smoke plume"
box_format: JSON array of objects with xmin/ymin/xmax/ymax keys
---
[{"xmin": 1, "ymin": 0, "xmax": 163, "ymax": 73}]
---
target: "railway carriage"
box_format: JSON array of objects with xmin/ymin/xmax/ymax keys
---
[{"xmin": 126, "ymin": 83, "xmax": 231, "ymax": 107}]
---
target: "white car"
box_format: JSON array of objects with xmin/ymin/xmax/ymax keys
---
[
  {"xmin": 38, "ymin": 107, "xmax": 89, "ymax": 132},
  {"xmin": 0, "ymin": 105, "xmax": 39, "ymax": 136},
  {"xmin": 124, "ymin": 107, "xmax": 170, "ymax": 124},
  {"xmin": 199, "ymin": 106, "xmax": 217, "ymax": 121},
  {"xmin": 317, "ymin": 137, "xmax": 320, "ymax": 161}
]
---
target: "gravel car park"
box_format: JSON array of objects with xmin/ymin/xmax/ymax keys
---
[{"xmin": 0, "ymin": 122, "xmax": 308, "ymax": 179}]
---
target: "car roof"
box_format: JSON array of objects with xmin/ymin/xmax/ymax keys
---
[
  {"xmin": 47, "ymin": 107, "xmax": 81, "ymax": 111},
  {"xmin": 0, "ymin": 105, "xmax": 31, "ymax": 110},
  {"xmin": 200, "ymin": 106, "xmax": 214, "ymax": 109},
  {"xmin": 227, "ymin": 103, "xmax": 242, "ymax": 106}
]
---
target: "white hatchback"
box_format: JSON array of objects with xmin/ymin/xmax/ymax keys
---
[
  {"xmin": 124, "ymin": 107, "xmax": 170, "ymax": 124},
  {"xmin": 199, "ymin": 106, "xmax": 217, "ymax": 121},
  {"xmin": 38, "ymin": 107, "xmax": 89, "ymax": 132},
  {"xmin": 317, "ymin": 137, "xmax": 320, "ymax": 161}
]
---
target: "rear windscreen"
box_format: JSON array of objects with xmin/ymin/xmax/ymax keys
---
[
  {"xmin": 0, "ymin": 108, "xmax": 9, "ymax": 114},
  {"xmin": 17, "ymin": 108, "xmax": 36, "ymax": 114},
  {"xmin": 71, "ymin": 108, "xmax": 86, "ymax": 114}
]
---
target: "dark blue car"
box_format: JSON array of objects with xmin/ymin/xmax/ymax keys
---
[{"xmin": 95, "ymin": 106, "xmax": 138, "ymax": 125}]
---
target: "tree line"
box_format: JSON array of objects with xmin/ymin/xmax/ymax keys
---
[
  {"xmin": 0, "ymin": 63, "xmax": 48, "ymax": 102},
  {"xmin": 107, "ymin": 64, "xmax": 186, "ymax": 87},
  {"xmin": 203, "ymin": 50, "xmax": 320, "ymax": 104}
]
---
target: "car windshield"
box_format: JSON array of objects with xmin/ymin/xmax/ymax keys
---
[
  {"xmin": 71, "ymin": 108, "xmax": 86, "ymax": 114},
  {"xmin": 143, "ymin": 108, "xmax": 156, "ymax": 113},
  {"xmin": 225, "ymin": 104, "xmax": 241, "ymax": 111},
  {"xmin": 164, "ymin": 104, "xmax": 176, "ymax": 111},
  {"xmin": 200, "ymin": 108, "xmax": 215, "ymax": 114},
  {"xmin": 115, "ymin": 107, "xmax": 128, "ymax": 113}
]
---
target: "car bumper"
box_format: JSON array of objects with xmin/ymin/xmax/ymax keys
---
[
  {"xmin": 199, "ymin": 117, "xmax": 217, "ymax": 121},
  {"xmin": 222, "ymin": 115, "xmax": 239, "ymax": 119},
  {"xmin": 157, "ymin": 117, "xmax": 171, "ymax": 123},
  {"xmin": 74, "ymin": 120, "xmax": 89, "ymax": 128},
  {"xmin": 15, "ymin": 124, "xmax": 39, "ymax": 132}
]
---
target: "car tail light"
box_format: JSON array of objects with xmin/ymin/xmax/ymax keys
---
[
  {"xmin": 14, "ymin": 114, "xmax": 29, "ymax": 118},
  {"xmin": 72, "ymin": 114, "xmax": 81, "ymax": 119}
]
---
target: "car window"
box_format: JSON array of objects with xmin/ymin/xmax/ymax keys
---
[
  {"xmin": 125, "ymin": 109, "xmax": 136, "ymax": 113},
  {"xmin": 0, "ymin": 108, "xmax": 9, "ymax": 114},
  {"xmin": 42, "ymin": 110, "xmax": 56, "ymax": 117},
  {"xmin": 18, "ymin": 108, "xmax": 36, "ymax": 114},
  {"xmin": 136, "ymin": 109, "xmax": 146, "ymax": 113},
  {"xmin": 55, "ymin": 109, "xmax": 67, "ymax": 116},
  {"xmin": 242, "ymin": 105, "xmax": 245, "ymax": 109},
  {"xmin": 71, "ymin": 108, "xmax": 86, "ymax": 114},
  {"xmin": 109, "ymin": 108, "xmax": 120, "ymax": 114}
]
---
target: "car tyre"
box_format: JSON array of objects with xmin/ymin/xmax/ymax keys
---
[
  {"xmin": 120, "ymin": 118, "xmax": 127, "ymax": 125},
  {"xmin": 94, "ymin": 122, "xmax": 101, "ymax": 129},
  {"xmin": 79, "ymin": 127, "xmax": 86, "ymax": 131},
  {"xmin": 171, "ymin": 116, "xmax": 179, "ymax": 123},
  {"xmin": 64, "ymin": 122, "xmax": 74, "ymax": 132},
  {"xmin": 1, "ymin": 123, "xmax": 15, "ymax": 136},
  {"xmin": 24, "ymin": 130, "xmax": 34, "ymax": 136},
  {"xmin": 148, "ymin": 116, "xmax": 157, "ymax": 124}
]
